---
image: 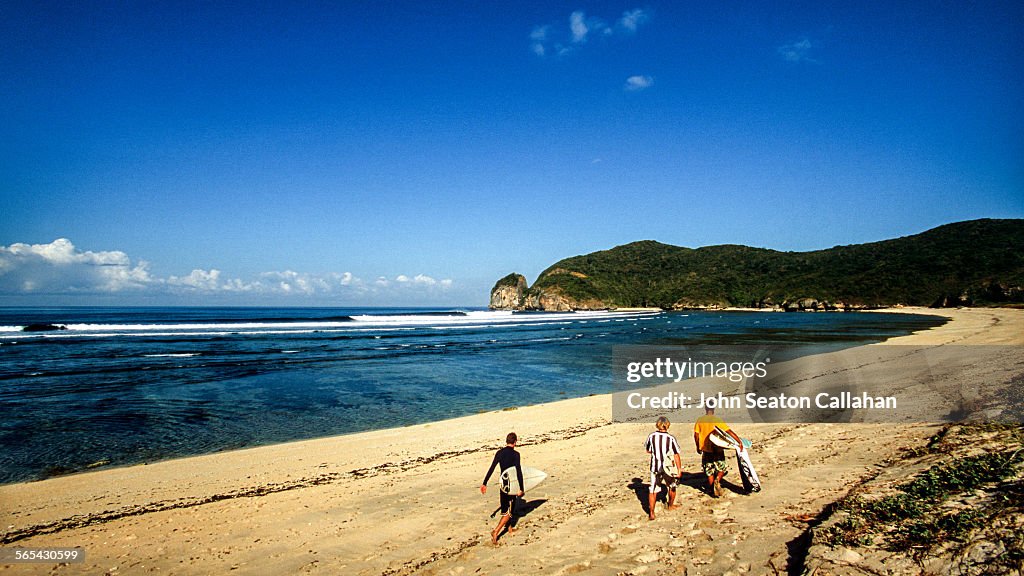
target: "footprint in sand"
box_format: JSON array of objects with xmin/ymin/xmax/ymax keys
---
[
  {"xmin": 634, "ymin": 551, "xmax": 660, "ymax": 564},
  {"xmin": 696, "ymin": 517, "xmax": 717, "ymax": 529},
  {"xmin": 692, "ymin": 545, "xmax": 717, "ymax": 565}
]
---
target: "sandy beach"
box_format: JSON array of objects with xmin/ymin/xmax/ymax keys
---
[{"xmin": 1, "ymin": 307, "xmax": 1022, "ymax": 575}]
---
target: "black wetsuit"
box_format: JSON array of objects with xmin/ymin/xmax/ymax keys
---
[{"xmin": 482, "ymin": 446, "xmax": 524, "ymax": 515}]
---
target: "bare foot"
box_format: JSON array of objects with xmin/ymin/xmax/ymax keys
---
[
  {"xmin": 667, "ymin": 504, "xmax": 681, "ymax": 511},
  {"xmin": 491, "ymin": 528, "xmax": 500, "ymax": 544}
]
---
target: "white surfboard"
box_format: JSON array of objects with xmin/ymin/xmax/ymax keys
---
[
  {"xmin": 709, "ymin": 426, "xmax": 741, "ymax": 449},
  {"xmin": 662, "ymin": 457, "xmax": 680, "ymax": 478},
  {"xmin": 735, "ymin": 449, "xmax": 762, "ymax": 493},
  {"xmin": 500, "ymin": 465, "xmax": 547, "ymax": 494},
  {"xmin": 708, "ymin": 426, "xmax": 761, "ymax": 492}
]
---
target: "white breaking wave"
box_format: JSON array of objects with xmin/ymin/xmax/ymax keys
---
[
  {"xmin": 428, "ymin": 321, "xmax": 576, "ymax": 330},
  {"xmin": 348, "ymin": 310, "xmax": 513, "ymax": 324},
  {"xmin": 0, "ymin": 310, "xmax": 662, "ymax": 339},
  {"xmin": 63, "ymin": 321, "xmax": 355, "ymax": 332},
  {"xmin": 350, "ymin": 310, "xmax": 658, "ymax": 327}
]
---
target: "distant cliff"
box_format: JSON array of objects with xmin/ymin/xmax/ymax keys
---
[{"xmin": 490, "ymin": 219, "xmax": 1024, "ymax": 311}]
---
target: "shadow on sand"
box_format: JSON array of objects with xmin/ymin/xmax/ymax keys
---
[
  {"xmin": 490, "ymin": 497, "xmax": 547, "ymax": 521},
  {"xmin": 628, "ymin": 473, "xmax": 748, "ymax": 515},
  {"xmin": 490, "ymin": 498, "xmax": 547, "ymax": 543}
]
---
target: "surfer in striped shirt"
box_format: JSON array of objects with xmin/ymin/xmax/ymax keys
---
[{"xmin": 644, "ymin": 416, "xmax": 683, "ymax": 520}]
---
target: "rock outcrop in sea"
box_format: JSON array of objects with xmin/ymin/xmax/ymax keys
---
[{"xmin": 489, "ymin": 273, "xmax": 607, "ymax": 311}]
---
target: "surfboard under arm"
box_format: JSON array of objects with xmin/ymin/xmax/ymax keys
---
[{"xmin": 500, "ymin": 466, "xmax": 547, "ymax": 494}]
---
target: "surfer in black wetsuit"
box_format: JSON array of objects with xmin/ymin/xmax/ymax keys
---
[{"xmin": 480, "ymin": 432, "xmax": 524, "ymax": 544}]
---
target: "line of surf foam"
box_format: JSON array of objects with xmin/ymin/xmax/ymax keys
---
[
  {"xmin": 0, "ymin": 310, "xmax": 662, "ymax": 339},
  {"xmin": 0, "ymin": 327, "xmax": 421, "ymax": 340},
  {"xmin": 349, "ymin": 310, "xmax": 660, "ymax": 326},
  {"xmin": 62, "ymin": 321, "xmax": 361, "ymax": 332}
]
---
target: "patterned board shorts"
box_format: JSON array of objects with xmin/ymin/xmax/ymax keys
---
[
  {"xmin": 649, "ymin": 469, "xmax": 678, "ymax": 493},
  {"xmin": 702, "ymin": 450, "xmax": 728, "ymax": 476}
]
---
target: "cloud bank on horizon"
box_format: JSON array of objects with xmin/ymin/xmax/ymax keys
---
[{"xmin": 0, "ymin": 239, "xmax": 453, "ymax": 303}]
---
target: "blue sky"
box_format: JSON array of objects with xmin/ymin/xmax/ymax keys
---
[{"xmin": 2, "ymin": 1, "xmax": 1022, "ymax": 306}]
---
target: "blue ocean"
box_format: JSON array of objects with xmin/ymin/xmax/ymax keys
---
[{"xmin": 0, "ymin": 307, "xmax": 943, "ymax": 484}]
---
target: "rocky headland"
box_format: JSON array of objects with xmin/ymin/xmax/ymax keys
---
[{"xmin": 490, "ymin": 219, "xmax": 1024, "ymax": 312}]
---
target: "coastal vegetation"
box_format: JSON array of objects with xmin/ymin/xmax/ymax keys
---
[
  {"xmin": 491, "ymin": 219, "xmax": 1024, "ymax": 310},
  {"xmin": 814, "ymin": 423, "xmax": 1023, "ymax": 572}
]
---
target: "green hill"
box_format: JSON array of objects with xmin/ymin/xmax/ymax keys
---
[{"xmin": 490, "ymin": 219, "xmax": 1024, "ymax": 311}]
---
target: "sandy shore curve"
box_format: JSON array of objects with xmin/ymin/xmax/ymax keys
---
[{"xmin": 1, "ymin": 307, "xmax": 1021, "ymax": 575}]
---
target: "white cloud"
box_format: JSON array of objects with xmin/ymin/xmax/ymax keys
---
[
  {"xmin": 168, "ymin": 269, "xmax": 224, "ymax": 291},
  {"xmin": 0, "ymin": 238, "xmax": 454, "ymax": 301},
  {"xmin": 570, "ymin": 11, "xmax": 611, "ymax": 43},
  {"xmin": 570, "ymin": 11, "xmax": 589, "ymax": 43},
  {"xmin": 3, "ymin": 238, "xmax": 131, "ymax": 267},
  {"xmin": 259, "ymin": 270, "xmax": 324, "ymax": 295},
  {"xmin": 0, "ymin": 238, "xmax": 153, "ymax": 293},
  {"xmin": 618, "ymin": 9, "xmax": 650, "ymax": 32},
  {"xmin": 625, "ymin": 75, "xmax": 654, "ymax": 91},
  {"xmin": 531, "ymin": 7, "xmax": 646, "ymax": 57},
  {"xmin": 530, "ymin": 26, "xmax": 549, "ymax": 56},
  {"xmin": 778, "ymin": 38, "xmax": 815, "ymax": 62},
  {"xmin": 221, "ymin": 277, "xmax": 255, "ymax": 292},
  {"xmin": 393, "ymin": 273, "xmax": 448, "ymax": 287}
]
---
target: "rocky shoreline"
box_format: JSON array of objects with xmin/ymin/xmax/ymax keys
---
[{"xmin": 490, "ymin": 273, "xmax": 918, "ymax": 312}]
